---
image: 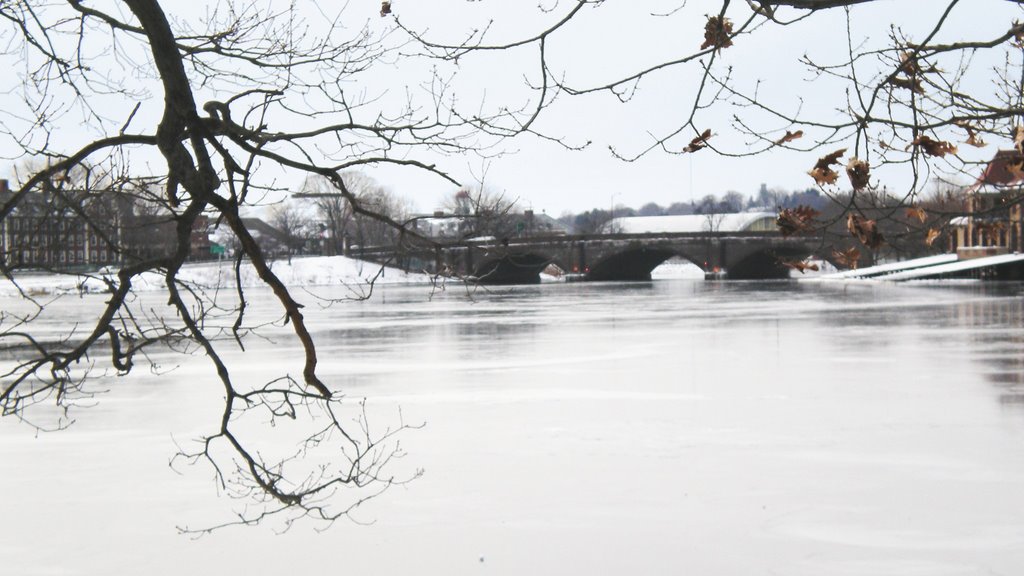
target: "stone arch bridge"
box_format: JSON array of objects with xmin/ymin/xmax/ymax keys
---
[{"xmin": 355, "ymin": 231, "xmax": 828, "ymax": 284}]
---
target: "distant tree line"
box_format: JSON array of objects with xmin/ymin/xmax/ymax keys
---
[
  {"xmin": 277, "ymin": 176, "xmax": 971, "ymax": 265},
  {"xmin": 555, "ymin": 181, "xmax": 974, "ymax": 266},
  {"xmin": 559, "ymin": 185, "xmax": 831, "ymax": 234},
  {"xmin": 243, "ymin": 172, "xmax": 413, "ymax": 259}
]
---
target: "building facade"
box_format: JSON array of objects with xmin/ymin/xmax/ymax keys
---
[
  {"xmin": 952, "ymin": 150, "xmax": 1024, "ymax": 257},
  {"xmin": 0, "ymin": 179, "xmax": 212, "ymax": 271}
]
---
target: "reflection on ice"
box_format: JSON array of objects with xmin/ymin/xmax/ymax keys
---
[{"xmin": 3, "ymin": 280, "xmax": 1024, "ymax": 575}]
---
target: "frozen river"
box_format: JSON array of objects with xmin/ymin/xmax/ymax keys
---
[{"xmin": 3, "ymin": 279, "xmax": 1024, "ymax": 575}]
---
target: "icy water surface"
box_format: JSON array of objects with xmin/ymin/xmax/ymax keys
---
[{"xmin": 3, "ymin": 280, "xmax": 1024, "ymax": 575}]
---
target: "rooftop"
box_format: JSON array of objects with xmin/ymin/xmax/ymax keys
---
[
  {"xmin": 970, "ymin": 149, "xmax": 1024, "ymax": 194},
  {"xmin": 605, "ymin": 212, "xmax": 778, "ymax": 234}
]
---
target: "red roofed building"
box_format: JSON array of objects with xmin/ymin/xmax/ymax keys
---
[{"xmin": 953, "ymin": 150, "xmax": 1024, "ymax": 256}]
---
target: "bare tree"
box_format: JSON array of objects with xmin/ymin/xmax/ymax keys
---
[
  {"xmin": 721, "ymin": 191, "xmax": 746, "ymax": 214},
  {"xmin": 638, "ymin": 202, "xmax": 665, "ymax": 217},
  {"xmin": 350, "ymin": 179, "xmax": 412, "ymax": 248},
  {"xmin": 442, "ymin": 185, "xmax": 519, "ymax": 239},
  {"xmin": 299, "ymin": 171, "xmax": 411, "ymax": 254},
  {"xmin": 299, "ymin": 174, "xmax": 351, "ymax": 256},
  {"xmin": 566, "ymin": 208, "xmax": 613, "ymax": 234},
  {"xmin": 268, "ymin": 200, "xmax": 313, "ymax": 259},
  {"xmin": 665, "ymin": 201, "xmax": 697, "ymax": 216},
  {"xmin": 0, "ymin": 0, "xmax": 501, "ymax": 531},
  {"xmin": 695, "ymin": 194, "xmax": 722, "ymax": 215}
]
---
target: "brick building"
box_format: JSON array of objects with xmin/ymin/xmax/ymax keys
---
[{"xmin": 0, "ymin": 179, "xmax": 212, "ymax": 270}]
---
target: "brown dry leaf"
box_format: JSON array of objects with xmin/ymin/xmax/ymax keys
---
[
  {"xmin": 911, "ymin": 135, "xmax": 957, "ymax": 158},
  {"xmin": 1014, "ymin": 125, "xmax": 1024, "ymax": 153},
  {"xmin": 905, "ymin": 206, "xmax": 927, "ymax": 223},
  {"xmin": 892, "ymin": 52, "xmax": 936, "ymax": 94},
  {"xmin": 701, "ymin": 16, "xmax": 734, "ymax": 50},
  {"xmin": 925, "ymin": 228, "xmax": 942, "ymax": 247},
  {"xmin": 781, "ymin": 260, "xmax": 819, "ymax": 274},
  {"xmin": 954, "ymin": 121, "xmax": 987, "ymax": 148},
  {"xmin": 831, "ymin": 247, "xmax": 861, "ymax": 270},
  {"xmin": 847, "ymin": 213, "xmax": 885, "ymax": 249},
  {"xmin": 807, "ymin": 148, "xmax": 846, "ymax": 186},
  {"xmin": 775, "ymin": 206, "xmax": 820, "ymax": 237},
  {"xmin": 775, "ymin": 130, "xmax": 804, "ymax": 146},
  {"xmin": 898, "ymin": 52, "xmax": 919, "ymax": 76},
  {"xmin": 683, "ymin": 129, "xmax": 713, "ymax": 153},
  {"xmin": 380, "ymin": 1, "xmax": 392, "ymax": 16},
  {"xmin": 1008, "ymin": 160, "xmax": 1024, "ymax": 180},
  {"xmin": 889, "ymin": 76, "xmax": 924, "ymax": 94},
  {"xmin": 809, "ymin": 167, "xmax": 839, "ymax": 186},
  {"xmin": 846, "ymin": 157, "xmax": 871, "ymax": 191}
]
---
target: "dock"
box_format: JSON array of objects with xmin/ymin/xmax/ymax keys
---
[{"xmin": 814, "ymin": 252, "xmax": 1024, "ymax": 282}]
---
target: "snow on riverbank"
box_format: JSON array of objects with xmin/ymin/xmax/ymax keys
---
[
  {"xmin": 1, "ymin": 254, "xmax": 731, "ymax": 298},
  {"xmin": 0, "ymin": 255, "xmax": 431, "ymax": 297}
]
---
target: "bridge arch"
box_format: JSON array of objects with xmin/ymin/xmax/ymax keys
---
[
  {"xmin": 726, "ymin": 246, "xmax": 815, "ymax": 280},
  {"xmin": 587, "ymin": 247, "xmax": 704, "ymax": 281},
  {"xmin": 473, "ymin": 253, "xmax": 556, "ymax": 284}
]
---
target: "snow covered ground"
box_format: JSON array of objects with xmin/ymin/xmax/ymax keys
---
[
  {"xmin": 1, "ymin": 255, "xmax": 716, "ymax": 297},
  {"xmin": 0, "ymin": 255, "xmax": 431, "ymax": 297}
]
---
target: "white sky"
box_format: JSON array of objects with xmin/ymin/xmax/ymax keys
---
[
  {"xmin": 1, "ymin": 0, "xmax": 1021, "ymax": 215},
  {"xmin": 375, "ymin": 0, "xmax": 1024, "ymax": 214}
]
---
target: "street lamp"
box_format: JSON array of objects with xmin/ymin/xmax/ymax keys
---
[{"xmin": 609, "ymin": 192, "xmax": 620, "ymax": 233}]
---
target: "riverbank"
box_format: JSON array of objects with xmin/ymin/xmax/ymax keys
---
[
  {"xmin": 0, "ymin": 255, "xmax": 431, "ymax": 297},
  {"xmin": 0, "ymin": 253, "xmax": 720, "ymax": 297}
]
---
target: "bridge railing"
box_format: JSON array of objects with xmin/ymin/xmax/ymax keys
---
[{"xmin": 352, "ymin": 230, "xmax": 807, "ymax": 253}]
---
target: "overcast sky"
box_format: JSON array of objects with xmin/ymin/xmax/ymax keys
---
[
  {"xmin": 1, "ymin": 0, "xmax": 1020, "ymax": 215},
  {"xmin": 373, "ymin": 0, "xmax": 1023, "ymax": 214}
]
